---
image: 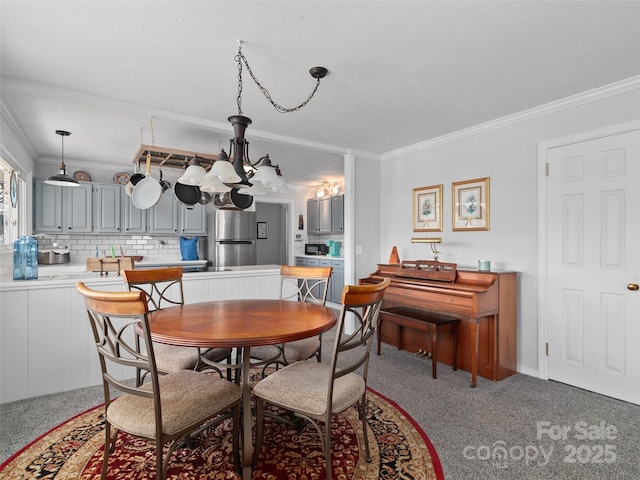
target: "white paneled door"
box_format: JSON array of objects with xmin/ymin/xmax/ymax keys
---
[{"xmin": 546, "ymin": 129, "xmax": 640, "ymax": 405}]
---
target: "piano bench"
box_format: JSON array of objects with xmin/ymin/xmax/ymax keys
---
[{"xmin": 379, "ymin": 306, "xmax": 460, "ymax": 379}]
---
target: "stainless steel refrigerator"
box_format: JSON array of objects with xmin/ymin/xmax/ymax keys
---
[{"xmin": 210, "ymin": 210, "xmax": 257, "ymax": 267}]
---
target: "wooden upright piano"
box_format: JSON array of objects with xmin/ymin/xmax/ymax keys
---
[{"xmin": 360, "ymin": 260, "xmax": 517, "ymax": 386}]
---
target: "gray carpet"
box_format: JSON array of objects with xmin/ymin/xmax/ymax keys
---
[{"xmin": 1, "ymin": 328, "xmax": 638, "ymax": 479}]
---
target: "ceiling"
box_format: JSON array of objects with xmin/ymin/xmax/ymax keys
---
[{"xmin": 1, "ymin": 1, "xmax": 639, "ymax": 187}]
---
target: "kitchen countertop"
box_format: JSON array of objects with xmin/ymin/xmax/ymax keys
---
[
  {"xmin": 295, "ymin": 254, "xmax": 344, "ymax": 260},
  {"xmin": 0, "ymin": 262, "xmax": 281, "ymax": 291}
]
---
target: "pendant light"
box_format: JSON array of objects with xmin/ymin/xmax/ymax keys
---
[
  {"xmin": 204, "ymin": 149, "xmax": 241, "ymax": 184},
  {"xmin": 249, "ymin": 154, "xmax": 279, "ymax": 185},
  {"xmin": 177, "ymin": 156, "xmax": 207, "ymax": 185},
  {"xmin": 45, "ymin": 130, "xmax": 79, "ymax": 187}
]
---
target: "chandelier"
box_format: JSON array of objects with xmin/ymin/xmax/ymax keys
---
[{"xmin": 178, "ymin": 41, "xmax": 328, "ymax": 196}]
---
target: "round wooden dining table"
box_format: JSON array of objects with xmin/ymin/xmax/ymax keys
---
[{"xmin": 146, "ymin": 299, "xmax": 337, "ymax": 480}]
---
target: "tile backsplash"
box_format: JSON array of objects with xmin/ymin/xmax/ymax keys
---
[{"xmin": 35, "ymin": 234, "xmax": 185, "ymax": 261}]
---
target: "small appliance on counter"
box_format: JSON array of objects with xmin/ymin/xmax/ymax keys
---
[
  {"xmin": 13, "ymin": 236, "xmax": 38, "ymax": 280},
  {"xmin": 38, "ymin": 249, "xmax": 71, "ymax": 265},
  {"xmin": 327, "ymin": 240, "xmax": 342, "ymax": 256},
  {"xmin": 305, "ymin": 243, "xmax": 328, "ymax": 255}
]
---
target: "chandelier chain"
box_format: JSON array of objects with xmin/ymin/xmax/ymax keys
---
[
  {"xmin": 236, "ymin": 53, "xmax": 244, "ymax": 115},
  {"xmin": 235, "ymin": 50, "xmax": 322, "ymax": 114}
]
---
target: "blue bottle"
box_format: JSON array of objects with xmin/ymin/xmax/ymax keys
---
[
  {"xmin": 13, "ymin": 236, "xmax": 38, "ymax": 280},
  {"xmin": 12, "ymin": 237, "xmax": 24, "ymax": 280}
]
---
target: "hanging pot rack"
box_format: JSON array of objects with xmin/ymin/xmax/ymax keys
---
[{"xmin": 132, "ymin": 144, "xmax": 221, "ymax": 171}]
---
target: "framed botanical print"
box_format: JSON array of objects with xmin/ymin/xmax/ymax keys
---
[
  {"xmin": 452, "ymin": 177, "xmax": 490, "ymax": 231},
  {"xmin": 413, "ymin": 184, "xmax": 443, "ymax": 232}
]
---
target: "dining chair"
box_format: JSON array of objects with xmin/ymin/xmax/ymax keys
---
[
  {"xmin": 121, "ymin": 267, "xmax": 233, "ymax": 384},
  {"xmin": 252, "ymin": 277, "xmax": 391, "ymax": 480},
  {"xmin": 251, "ymin": 265, "xmax": 332, "ymax": 372},
  {"xmin": 75, "ymin": 282, "xmax": 242, "ymax": 480}
]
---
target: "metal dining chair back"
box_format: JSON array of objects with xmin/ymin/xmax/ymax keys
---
[
  {"xmin": 120, "ymin": 266, "xmax": 184, "ymax": 311},
  {"xmin": 121, "ymin": 267, "xmax": 233, "ymax": 384},
  {"xmin": 280, "ymin": 264, "xmax": 332, "ymax": 305},
  {"xmin": 75, "ymin": 282, "xmax": 241, "ymax": 480},
  {"xmin": 252, "ymin": 277, "xmax": 391, "ymax": 480},
  {"xmin": 252, "ymin": 265, "xmax": 332, "ymax": 372}
]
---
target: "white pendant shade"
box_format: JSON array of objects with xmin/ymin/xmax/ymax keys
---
[
  {"xmin": 237, "ymin": 184, "xmax": 267, "ymax": 195},
  {"xmin": 206, "ymin": 160, "xmax": 241, "ymax": 183},
  {"xmin": 177, "ymin": 164, "xmax": 206, "ymax": 185},
  {"xmin": 270, "ymin": 181, "xmax": 289, "ymax": 193},
  {"xmin": 200, "ymin": 175, "xmax": 232, "ymax": 193},
  {"xmin": 250, "ymin": 165, "xmax": 278, "ymax": 185},
  {"xmin": 270, "ymin": 173, "xmax": 285, "ymax": 186}
]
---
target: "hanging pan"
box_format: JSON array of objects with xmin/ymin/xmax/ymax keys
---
[
  {"xmin": 129, "ymin": 161, "xmax": 145, "ymax": 185},
  {"xmin": 199, "ymin": 191, "xmax": 211, "ymax": 205},
  {"xmin": 131, "ymin": 152, "xmax": 162, "ymax": 209},
  {"xmin": 159, "ymin": 169, "xmax": 171, "ymax": 192},
  {"xmin": 125, "ymin": 161, "xmax": 144, "ymax": 197},
  {"xmin": 174, "ymin": 181, "xmax": 201, "ymax": 206}
]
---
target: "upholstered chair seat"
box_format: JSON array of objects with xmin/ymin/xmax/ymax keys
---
[{"xmin": 252, "ymin": 278, "xmax": 391, "ymax": 480}]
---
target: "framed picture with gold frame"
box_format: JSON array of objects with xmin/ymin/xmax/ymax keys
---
[
  {"xmin": 452, "ymin": 177, "xmax": 490, "ymax": 231},
  {"xmin": 413, "ymin": 184, "xmax": 443, "ymax": 232}
]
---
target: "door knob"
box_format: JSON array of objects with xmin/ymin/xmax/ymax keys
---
[{"xmin": 628, "ymin": 283, "xmax": 639, "ymax": 291}]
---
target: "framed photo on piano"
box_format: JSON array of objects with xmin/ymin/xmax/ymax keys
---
[
  {"xmin": 413, "ymin": 184, "xmax": 443, "ymax": 232},
  {"xmin": 452, "ymin": 177, "xmax": 490, "ymax": 231}
]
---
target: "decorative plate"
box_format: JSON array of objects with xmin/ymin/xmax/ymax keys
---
[
  {"xmin": 113, "ymin": 172, "xmax": 131, "ymax": 185},
  {"xmin": 73, "ymin": 171, "xmax": 92, "ymax": 182},
  {"xmin": 10, "ymin": 170, "xmax": 18, "ymax": 208}
]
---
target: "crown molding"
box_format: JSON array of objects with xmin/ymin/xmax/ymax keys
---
[
  {"xmin": 0, "ymin": 94, "xmax": 39, "ymax": 160},
  {"xmin": 346, "ymin": 148, "xmax": 380, "ymax": 160},
  {"xmin": 382, "ymin": 75, "xmax": 640, "ymax": 160},
  {"xmin": 0, "ymin": 76, "xmax": 349, "ymax": 156}
]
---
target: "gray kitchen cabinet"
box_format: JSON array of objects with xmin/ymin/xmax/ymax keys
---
[
  {"xmin": 320, "ymin": 257, "xmax": 344, "ymax": 303},
  {"xmin": 179, "ymin": 203, "xmax": 207, "ymax": 235},
  {"xmin": 148, "ymin": 190, "xmax": 179, "ymax": 234},
  {"xmin": 34, "ymin": 179, "xmax": 205, "ymax": 236},
  {"xmin": 319, "ymin": 197, "xmax": 332, "ymax": 233},
  {"xmin": 306, "ymin": 194, "xmax": 343, "ymax": 235},
  {"xmin": 63, "ymin": 183, "xmax": 93, "ymax": 233},
  {"xmin": 126, "ymin": 191, "xmax": 206, "ymax": 235},
  {"xmin": 307, "ymin": 198, "xmax": 319, "ymax": 233},
  {"xmin": 33, "ymin": 178, "xmax": 92, "ymax": 233},
  {"xmin": 330, "ymin": 259, "xmax": 344, "ymax": 303},
  {"xmin": 305, "ymin": 257, "xmax": 320, "ymax": 266},
  {"xmin": 331, "ymin": 194, "xmax": 344, "ymax": 233},
  {"xmin": 294, "ymin": 256, "xmax": 320, "ymax": 267},
  {"xmin": 122, "ymin": 191, "xmax": 147, "ymax": 234},
  {"xmin": 33, "ymin": 178, "xmax": 63, "ymax": 233},
  {"xmin": 93, "ymin": 183, "xmax": 121, "ymax": 233}
]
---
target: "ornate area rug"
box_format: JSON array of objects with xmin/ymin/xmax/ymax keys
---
[{"xmin": 0, "ymin": 388, "xmax": 443, "ymax": 480}]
